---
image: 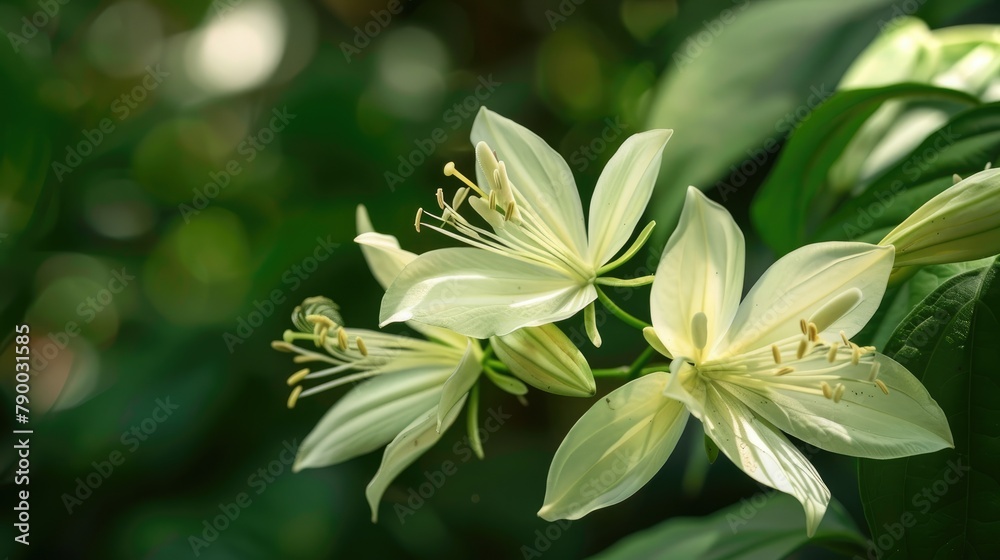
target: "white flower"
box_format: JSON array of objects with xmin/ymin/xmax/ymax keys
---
[
  {"xmin": 539, "ymin": 188, "xmax": 953, "ymax": 536},
  {"xmin": 379, "ymin": 107, "xmax": 672, "ymax": 339},
  {"xmin": 279, "ymin": 205, "xmax": 481, "ymax": 521}
]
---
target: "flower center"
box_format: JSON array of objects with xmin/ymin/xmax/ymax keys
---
[{"xmin": 412, "ymin": 142, "xmax": 594, "ymax": 282}]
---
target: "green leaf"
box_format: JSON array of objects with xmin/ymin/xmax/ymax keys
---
[
  {"xmin": 751, "ymin": 84, "xmax": 979, "ymax": 254},
  {"xmin": 858, "ymin": 256, "xmax": 1000, "ymax": 558},
  {"xmin": 646, "ymin": 0, "xmax": 900, "ymax": 234},
  {"xmin": 812, "ymin": 102, "xmax": 1000, "ymax": 246},
  {"xmin": 589, "ymin": 494, "xmax": 864, "ymax": 560}
]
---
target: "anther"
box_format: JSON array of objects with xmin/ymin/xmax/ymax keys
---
[
  {"xmin": 796, "ymin": 339, "xmax": 809, "ymax": 360},
  {"xmin": 840, "ymin": 330, "xmax": 850, "ymax": 346},
  {"xmin": 287, "ymin": 368, "xmax": 310, "ymax": 386},
  {"xmin": 488, "ymin": 190, "xmax": 496, "ymax": 211},
  {"xmin": 504, "ymin": 201, "xmax": 516, "ymax": 221},
  {"xmin": 851, "ymin": 345, "xmax": 861, "ymax": 366},
  {"xmin": 821, "ymin": 381, "xmax": 833, "ymax": 400},
  {"xmin": 356, "ymin": 336, "xmax": 368, "ymax": 357},
  {"xmin": 287, "ymin": 385, "xmax": 303, "ymax": 409},
  {"xmin": 691, "ymin": 312, "xmax": 709, "ymax": 351},
  {"xmin": 337, "ymin": 328, "xmax": 348, "ymax": 351},
  {"xmin": 833, "ymin": 383, "xmax": 845, "ymax": 403},
  {"xmin": 868, "ymin": 361, "xmax": 881, "ymax": 382},
  {"xmin": 827, "ymin": 342, "xmax": 839, "ymax": 363},
  {"xmin": 306, "ymin": 314, "xmax": 336, "ymax": 329},
  {"xmin": 317, "ymin": 325, "xmax": 328, "ymax": 347},
  {"xmin": 271, "ymin": 341, "xmax": 295, "ymax": 352},
  {"xmin": 875, "ymin": 379, "xmax": 890, "ymax": 395},
  {"xmin": 771, "ymin": 344, "xmax": 782, "ymax": 364},
  {"xmin": 775, "ymin": 366, "xmax": 794, "ymax": 376},
  {"xmin": 436, "ymin": 188, "xmax": 446, "ymax": 210},
  {"xmin": 807, "ymin": 322, "xmax": 819, "ymax": 342},
  {"xmin": 452, "ymin": 187, "xmax": 469, "ymax": 210},
  {"xmin": 414, "ymin": 208, "xmax": 423, "ymax": 232},
  {"xmin": 800, "ymin": 318, "xmax": 807, "ymax": 335},
  {"xmin": 444, "ymin": 162, "xmax": 485, "ymax": 196},
  {"xmin": 293, "ymin": 355, "xmax": 311, "ymax": 363}
]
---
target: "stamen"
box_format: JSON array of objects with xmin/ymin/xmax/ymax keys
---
[
  {"xmin": 807, "ymin": 322, "xmax": 819, "ymax": 343},
  {"xmin": 356, "ymin": 336, "xmax": 368, "ymax": 357},
  {"xmin": 821, "ymin": 381, "xmax": 833, "ymax": 400},
  {"xmin": 452, "ymin": 187, "xmax": 469, "ymax": 210},
  {"xmin": 444, "ymin": 162, "xmax": 485, "ymax": 197},
  {"xmin": 868, "ymin": 361, "xmax": 881, "ymax": 381},
  {"xmin": 691, "ymin": 312, "xmax": 709, "ymax": 351},
  {"xmin": 317, "ymin": 326, "xmax": 328, "ymax": 347},
  {"xmin": 293, "ymin": 355, "xmax": 312, "ymax": 363},
  {"xmin": 775, "ymin": 366, "xmax": 794, "ymax": 376},
  {"xmin": 414, "ymin": 208, "xmax": 423, "ymax": 232},
  {"xmin": 287, "ymin": 368, "xmax": 310, "ymax": 386},
  {"xmin": 875, "ymin": 379, "xmax": 890, "ymax": 395},
  {"xmin": 833, "ymin": 383, "xmax": 845, "ymax": 403},
  {"xmin": 796, "ymin": 339, "xmax": 809, "ymax": 359},
  {"xmin": 504, "ymin": 201, "xmax": 516, "ymax": 221},
  {"xmin": 840, "ymin": 330, "xmax": 850, "ymax": 346},
  {"xmin": 306, "ymin": 314, "xmax": 336, "ymax": 329},
  {"xmin": 436, "ymin": 188, "xmax": 446, "ymax": 210},
  {"xmin": 827, "ymin": 342, "xmax": 840, "ymax": 363},
  {"xmin": 337, "ymin": 328, "xmax": 349, "ymax": 351},
  {"xmin": 488, "ymin": 190, "xmax": 496, "ymax": 211},
  {"xmin": 851, "ymin": 345, "xmax": 861, "ymax": 366},
  {"xmin": 800, "ymin": 319, "xmax": 807, "ymax": 335},
  {"xmin": 771, "ymin": 344, "xmax": 782, "ymax": 364},
  {"xmin": 287, "ymin": 385, "xmax": 303, "ymax": 409},
  {"xmin": 271, "ymin": 341, "xmax": 295, "ymax": 352}
]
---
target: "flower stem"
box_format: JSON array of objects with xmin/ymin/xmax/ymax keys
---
[
  {"xmin": 592, "ymin": 352, "xmax": 668, "ymax": 379},
  {"xmin": 595, "ymin": 286, "xmax": 650, "ymax": 330},
  {"xmin": 626, "ymin": 346, "xmax": 657, "ymax": 379}
]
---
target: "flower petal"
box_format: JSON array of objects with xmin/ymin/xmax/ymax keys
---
[
  {"xmin": 587, "ymin": 129, "xmax": 673, "ymax": 267},
  {"xmin": 471, "ymin": 107, "xmax": 588, "ymax": 256},
  {"xmin": 701, "ymin": 384, "xmax": 831, "ymax": 537},
  {"xmin": 293, "ymin": 365, "xmax": 452, "ymax": 471},
  {"xmin": 436, "ymin": 339, "xmax": 482, "ymax": 430},
  {"xmin": 355, "ymin": 205, "xmax": 416, "ymax": 290},
  {"xmin": 722, "ymin": 353, "xmax": 953, "ymax": 458},
  {"xmin": 365, "ymin": 395, "xmax": 467, "ymax": 522},
  {"xmin": 538, "ymin": 372, "xmax": 689, "ymax": 521},
  {"xmin": 721, "ymin": 242, "xmax": 894, "ymax": 357},
  {"xmin": 651, "ymin": 187, "xmax": 745, "ymax": 361},
  {"xmin": 491, "ymin": 323, "xmax": 596, "ymax": 397},
  {"xmin": 380, "ymin": 248, "xmax": 596, "ymax": 338}
]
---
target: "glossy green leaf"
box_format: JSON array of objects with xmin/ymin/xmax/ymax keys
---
[
  {"xmin": 750, "ymin": 85, "xmax": 978, "ymax": 254},
  {"xmin": 858, "ymin": 256, "xmax": 1000, "ymax": 558},
  {"xmin": 589, "ymin": 494, "xmax": 864, "ymax": 560}
]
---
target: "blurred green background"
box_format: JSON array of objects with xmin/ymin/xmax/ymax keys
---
[{"xmin": 1, "ymin": 0, "xmax": 998, "ymax": 558}]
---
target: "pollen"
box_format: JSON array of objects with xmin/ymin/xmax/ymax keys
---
[
  {"xmin": 875, "ymin": 379, "xmax": 890, "ymax": 395},
  {"xmin": 287, "ymin": 368, "xmax": 310, "ymax": 386},
  {"xmin": 771, "ymin": 344, "xmax": 782, "ymax": 364},
  {"xmin": 287, "ymin": 385, "xmax": 303, "ymax": 409}
]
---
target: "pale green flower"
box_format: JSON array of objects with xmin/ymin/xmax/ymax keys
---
[
  {"xmin": 279, "ymin": 205, "xmax": 481, "ymax": 521},
  {"xmin": 540, "ymin": 188, "xmax": 953, "ymax": 536},
  {"xmin": 379, "ymin": 107, "xmax": 672, "ymax": 339},
  {"xmin": 881, "ymin": 167, "xmax": 1000, "ymax": 273}
]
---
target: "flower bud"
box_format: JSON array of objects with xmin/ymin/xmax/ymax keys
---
[
  {"xmin": 880, "ymin": 167, "xmax": 1000, "ymax": 268},
  {"xmin": 491, "ymin": 324, "xmax": 596, "ymax": 397}
]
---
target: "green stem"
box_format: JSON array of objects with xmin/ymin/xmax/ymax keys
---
[
  {"xmin": 591, "ymin": 367, "xmax": 629, "ymax": 378},
  {"xmin": 626, "ymin": 346, "xmax": 657, "ymax": 380},
  {"xmin": 595, "ymin": 286, "xmax": 650, "ymax": 330},
  {"xmin": 486, "ymin": 359, "xmax": 509, "ymax": 372},
  {"xmin": 592, "ymin": 352, "xmax": 667, "ymax": 379}
]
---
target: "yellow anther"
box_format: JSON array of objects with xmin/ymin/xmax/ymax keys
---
[
  {"xmin": 488, "ymin": 190, "xmax": 496, "ymax": 211},
  {"xmin": 821, "ymin": 381, "xmax": 833, "ymax": 400},
  {"xmin": 287, "ymin": 385, "xmax": 303, "ymax": 409},
  {"xmin": 504, "ymin": 201, "xmax": 516, "ymax": 221},
  {"xmin": 293, "ymin": 355, "xmax": 311, "ymax": 363},
  {"xmin": 868, "ymin": 361, "xmax": 881, "ymax": 382},
  {"xmin": 840, "ymin": 330, "xmax": 850, "ymax": 346},
  {"xmin": 875, "ymin": 379, "xmax": 890, "ymax": 395},
  {"xmin": 771, "ymin": 344, "xmax": 782, "ymax": 364},
  {"xmin": 306, "ymin": 314, "xmax": 336, "ymax": 328},
  {"xmin": 414, "ymin": 208, "xmax": 423, "ymax": 232},
  {"xmin": 317, "ymin": 326, "xmax": 328, "ymax": 347},
  {"xmin": 356, "ymin": 336, "xmax": 368, "ymax": 357},
  {"xmin": 827, "ymin": 342, "xmax": 839, "ymax": 363},
  {"xmin": 452, "ymin": 187, "xmax": 469, "ymax": 210},
  {"xmin": 800, "ymin": 318, "xmax": 807, "ymax": 335},
  {"xmin": 775, "ymin": 366, "xmax": 795, "ymax": 376},
  {"xmin": 443, "ymin": 162, "xmax": 486, "ymax": 197},
  {"xmin": 287, "ymin": 368, "xmax": 310, "ymax": 386},
  {"xmin": 851, "ymin": 345, "xmax": 861, "ymax": 366},
  {"xmin": 337, "ymin": 328, "xmax": 348, "ymax": 351},
  {"xmin": 833, "ymin": 383, "xmax": 845, "ymax": 403},
  {"xmin": 796, "ymin": 339, "xmax": 809, "ymax": 360},
  {"xmin": 436, "ymin": 188, "xmax": 446, "ymax": 210},
  {"xmin": 271, "ymin": 341, "xmax": 295, "ymax": 352},
  {"xmin": 807, "ymin": 322, "xmax": 819, "ymax": 343}
]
